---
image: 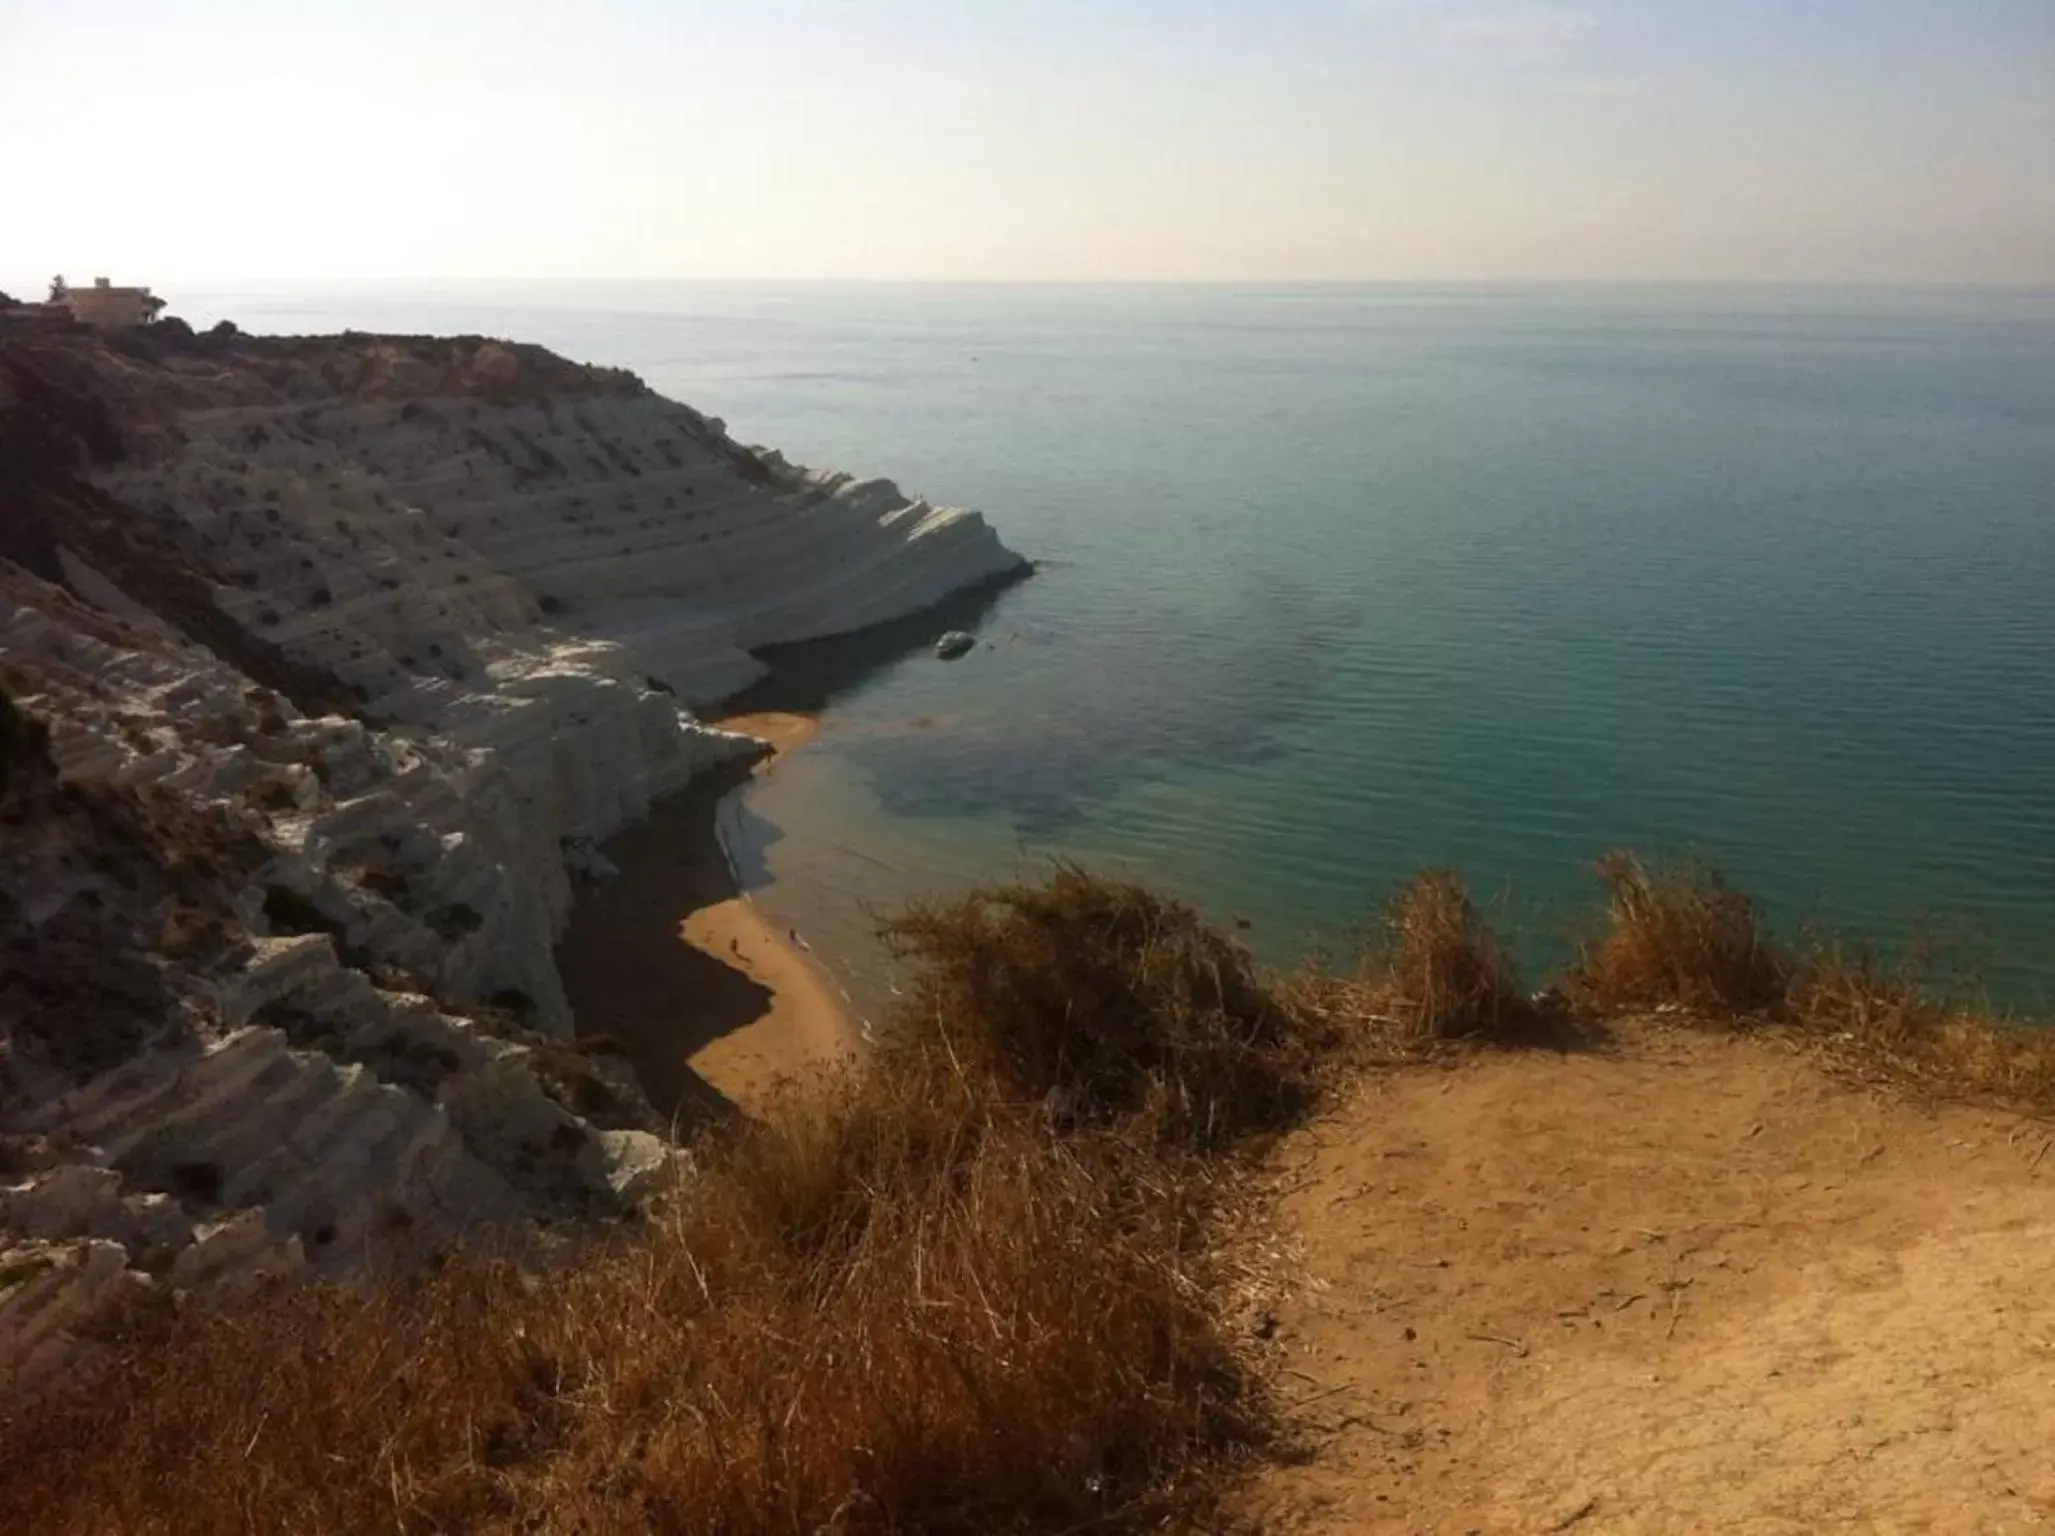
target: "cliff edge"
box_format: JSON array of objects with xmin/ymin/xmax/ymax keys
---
[{"xmin": 0, "ymin": 322, "xmax": 1027, "ymax": 1383}]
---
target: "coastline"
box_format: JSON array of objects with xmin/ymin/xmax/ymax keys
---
[
  {"xmin": 555, "ymin": 574, "xmax": 1029, "ymax": 1122},
  {"xmin": 555, "ymin": 710, "xmax": 862, "ymax": 1124}
]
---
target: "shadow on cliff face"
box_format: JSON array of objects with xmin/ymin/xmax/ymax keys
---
[
  {"xmin": 709, "ymin": 791, "xmax": 785, "ymax": 898},
  {"xmin": 0, "ymin": 688, "xmax": 264, "ymax": 1092},
  {"xmin": 557, "ymin": 573, "xmax": 1029, "ymax": 1126},
  {"xmin": 709, "ymin": 567, "xmax": 1029, "ymax": 717},
  {"xmin": 553, "ymin": 758, "xmax": 765, "ymax": 1131},
  {"xmin": 0, "ymin": 328, "xmax": 363, "ymax": 720}
]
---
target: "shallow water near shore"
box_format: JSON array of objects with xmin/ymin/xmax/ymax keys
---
[{"xmin": 185, "ymin": 282, "xmax": 2055, "ymax": 1013}]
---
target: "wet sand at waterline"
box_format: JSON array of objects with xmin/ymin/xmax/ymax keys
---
[{"xmin": 555, "ymin": 711, "xmax": 860, "ymax": 1122}]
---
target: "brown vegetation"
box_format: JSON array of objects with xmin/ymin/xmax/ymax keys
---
[
  {"xmin": 1784, "ymin": 938, "xmax": 2055, "ymax": 1107},
  {"xmin": 1573, "ymin": 850, "xmax": 1791, "ymax": 1013},
  {"xmin": 0, "ymin": 1095, "xmax": 1255, "ymax": 1533},
  {"xmin": 1568, "ymin": 853, "xmax": 2055, "ymax": 1113},
  {"xmin": 4, "ymin": 858, "xmax": 2052, "ymax": 1533},
  {"xmin": 1365, "ymin": 869, "xmax": 1533, "ymax": 1043},
  {"xmin": 1281, "ymin": 869, "xmax": 1545, "ymax": 1058},
  {"xmin": 0, "ymin": 867, "xmax": 1306, "ymax": 1535},
  {"xmin": 881, "ymin": 864, "xmax": 1335, "ymax": 1147}
]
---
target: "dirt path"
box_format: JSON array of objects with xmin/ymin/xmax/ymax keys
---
[{"xmin": 1243, "ymin": 1023, "xmax": 2055, "ymax": 1534}]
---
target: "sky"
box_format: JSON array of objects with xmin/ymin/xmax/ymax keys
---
[{"xmin": 2, "ymin": 0, "xmax": 2050, "ymax": 285}]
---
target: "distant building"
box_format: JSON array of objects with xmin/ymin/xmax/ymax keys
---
[{"xmin": 60, "ymin": 277, "xmax": 166, "ymax": 329}]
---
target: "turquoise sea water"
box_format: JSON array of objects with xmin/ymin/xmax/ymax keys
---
[{"xmin": 183, "ymin": 283, "xmax": 2055, "ymax": 1015}]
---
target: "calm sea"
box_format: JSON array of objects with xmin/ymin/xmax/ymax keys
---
[{"xmin": 178, "ymin": 283, "xmax": 2055, "ymax": 1016}]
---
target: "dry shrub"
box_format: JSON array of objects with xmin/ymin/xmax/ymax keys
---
[
  {"xmin": 1789, "ymin": 938, "xmax": 2055, "ymax": 1111},
  {"xmin": 1368, "ymin": 869, "xmax": 1531, "ymax": 1043},
  {"xmin": 1574, "ymin": 858, "xmax": 2055, "ymax": 1110},
  {"xmin": 1574, "ymin": 850, "xmax": 1790, "ymax": 1014},
  {"xmin": 881, "ymin": 863, "xmax": 1327, "ymax": 1147},
  {"xmin": 0, "ymin": 1073, "xmax": 1263, "ymax": 1535},
  {"xmin": 1280, "ymin": 871, "xmax": 1535, "ymax": 1056},
  {"xmin": 0, "ymin": 868, "xmax": 1289, "ymax": 1535},
  {"xmin": 1788, "ymin": 937, "xmax": 1941, "ymax": 1052}
]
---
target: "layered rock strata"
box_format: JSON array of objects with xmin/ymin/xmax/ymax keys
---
[{"xmin": 0, "ymin": 323, "xmax": 1026, "ymax": 1386}]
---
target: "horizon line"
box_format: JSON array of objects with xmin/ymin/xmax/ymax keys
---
[{"xmin": 37, "ymin": 275, "xmax": 2054, "ymax": 294}]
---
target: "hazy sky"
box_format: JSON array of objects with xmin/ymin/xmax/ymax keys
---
[{"xmin": 3, "ymin": 0, "xmax": 2050, "ymax": 284}]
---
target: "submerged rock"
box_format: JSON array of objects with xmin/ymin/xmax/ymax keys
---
[{"xmin": 934, "ymin": 629, "xmax": 977, "ymax": 660}]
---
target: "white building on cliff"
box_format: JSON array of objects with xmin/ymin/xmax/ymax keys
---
[{"xmin": 58, "ymin": 277, "xmax": 166, "ymax": 328}]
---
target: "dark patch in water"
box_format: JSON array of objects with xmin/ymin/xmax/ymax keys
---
[
  {"xmin": 715, "ymin": 567, "xmax": 1028, "ymax": 716},
  {"xmin": 843, "ymin": 575, "xmax": 1363, "ymax": 836}
]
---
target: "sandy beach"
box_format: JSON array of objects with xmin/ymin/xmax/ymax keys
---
[{"xmin": 555, "ymin": 710, "xmax": 862, "ymax": 1124}]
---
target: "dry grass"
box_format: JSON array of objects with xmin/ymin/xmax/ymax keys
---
[
  {"xmin": 1571, "ymin": 852, "xmax": 2055, "ymax": 1114},
  {"xmin": 2, "ymin": 1096, "xmax": 1254, "ymax": 1534},
  {"xmin": 881, "ymin": 863, "xmax": 1336, "ymax": 1148},
  {"xmin": 1366, "ymin": 869, "xmax": 1533, "ymax": 1044},
  {"xmin": 1785, "ymin": 938, "xmax": 2055, "ymax": 1111},
  {"xmin": 1283, "ymin": 870, "xmax": 1542, "ymax": 1058},
  {"xmin": 1573, "ymin": 850, "xmax": 1791, "ymax": 1014},
  {"xmin": 7, "ymin": 855, "xmax": 2052, "ymax": 1533},
  {"xmin": 1306, "ymin": 852, "xmax": 2055, "ymax": 1116},
  {"xmin": 0, "ymin": 867, "xmax": 1302, "ymax": 1536}
]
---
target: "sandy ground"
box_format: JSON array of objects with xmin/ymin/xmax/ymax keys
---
[
  {"xmin": 554, "ymin": 697, "xmax": 2055, "ymax": 1528},
  {"xmin": 1241, "ymin": 1022, "xmax": 2055, "ymax": 1535},
  {"xmin": 555, "ymin": 711, "xmax": 860, "ymax": 1123},
  {"xmin": 679, "ymin": 711, "xmax": 861, "ymax": 1110}
]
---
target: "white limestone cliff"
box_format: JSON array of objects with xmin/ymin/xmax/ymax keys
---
[{"xmin": 0, "ymin": 327, "xmax": 1027, "ymax": 1388}]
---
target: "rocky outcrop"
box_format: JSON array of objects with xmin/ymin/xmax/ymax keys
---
[{"xmin": 0, "ymin": 323, "xmax": 1026, "ymax": 1388}]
